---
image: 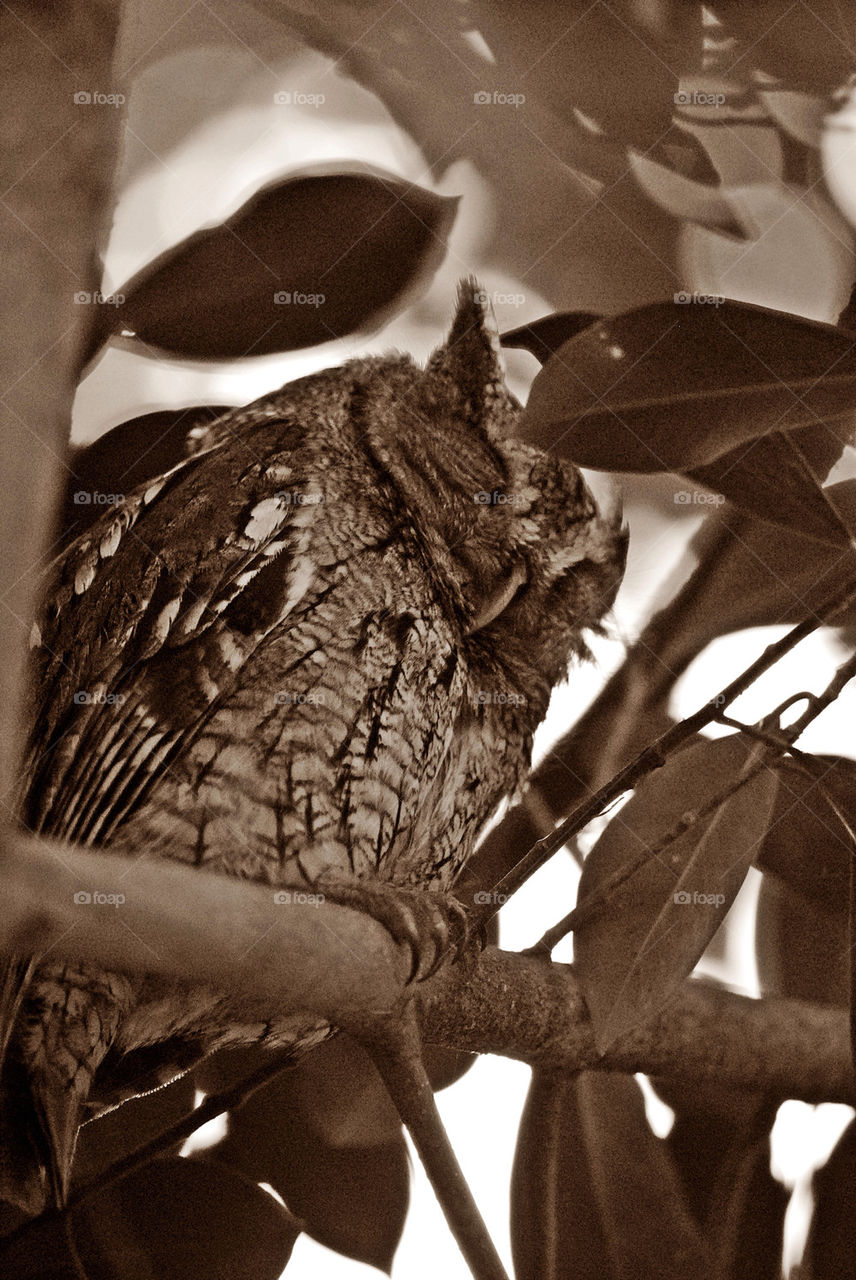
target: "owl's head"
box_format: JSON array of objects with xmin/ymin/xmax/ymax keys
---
[{"xmin": 352, "ymin": 279, "xmax": 626, "ymax": 689}]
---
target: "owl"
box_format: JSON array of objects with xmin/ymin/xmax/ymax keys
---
[{"xmin": 0, "ymin": 280, "xmax": 624, "ymax": 1214}]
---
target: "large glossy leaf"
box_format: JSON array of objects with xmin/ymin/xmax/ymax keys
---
[
  {"xmin": 88, "ymin": 171, "xmax": 457, "ymax": 360},
  {"xmin": 518, "ymin": 300, "xmax": 856, "ymax": 470},
  {"xmin": 510, "ymin": 1071, "xmax": 710, "ymax": 1279},
  {"xmin": 756, "ymin": 756, "xmax": 856, "ymax": 913},
  {"xmin": 686, "ymin": 420, "xmax": 851, "ymax": 544},
  {"xmin": 575, "ymin": 735, "xmax": 779, "ymax": 1050},
  {"xmin": 200, "ymin": 1046, "xmax": 409, "ymax": 1273},
  {"xmin": 803, "ymin": 1118, "xmax": 856, "ymax": 1277},
  {"xmin": 755, "ymin": 877, "xmax": 848, "ymax": 1007},
  {"xmin": 68, "ymin": 1156, "xmax": 300, "ymax": 1280},
  {"xmin": 655, "ymin": 1074, "xmax": 786, "ymax": 1280}
]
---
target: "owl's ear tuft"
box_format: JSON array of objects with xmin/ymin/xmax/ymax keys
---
[{"xmin": 424, "ymin": 278, "xmax": 515, "ymax": 432}]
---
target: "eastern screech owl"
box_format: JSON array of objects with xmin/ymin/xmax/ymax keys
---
[{"xmin": 0, "ymin": 280, "xmax": 624, "ymax": 1213}]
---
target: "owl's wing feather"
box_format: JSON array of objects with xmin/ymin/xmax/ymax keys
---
[{"xmin": 24, "ymin": 415, "xmax": 322, "ymax": 841}]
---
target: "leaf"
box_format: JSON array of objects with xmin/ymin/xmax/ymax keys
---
[
  {"xmin": 686, "ymin": 420, "xmax": 851, "ymax": 543},
  {"xmin": 510, "ymin": 1071, "xmax": 710, "ymax": 1279},
  {"xmin": 759, "ymin": 90, "xmax": 827, "ymax": 147},
  {"xmin": 755, "ymin": 876, "xmax": 848, "ymax": 1006},
  {"xmin": 647, "ymin": 483, "xmax": 856, "ymax": 678},
  {"xmin": 706, "ymin": 3, "xmax": 855, "ymax": 92},
  {"xmin": 803, "ymin": 1117, "xmax": 856, "ymax": 1278},
  {"xmin": 755, "ymin": 756, "xmax": 856, "ymax": 913},
  {"xmin": 574, "ymin": 735, "xmax": 779, "ymax": 1050},
  {"xmin": 62, "ymin": 407, "xmax": 230, "ymax": 544},
  {"xmin": 201, "ymin": 1049, "xmax": 409, "ymax": 1272},
  {"xmin": 72, "ymin": 1068, "xmax": 198, "ymax": 1186},
  {"xmin": 653, "ymin": 1067, "xmax": 787, "ymax": 1280},
  {"xmin": 500, "ymin": 312, "xmax": 601, "ymax": 363},
  {"xmin": 88, "ymin": 171, "xmax": 458, "ymax": 360},
  {"xmin": 629, "ymin": 152, "xmax": 745, "ymax": 234},
  {"xmin": 518, "ymin": 299, "xmax": 856, "ymax": 474},
  {"xmin": 0, "ymin": 1213, "xmax": 83, "ymax": 1280},
  {"xmin": 68, "ymin": 1156, "xmax": 300, "ymax": 1280}
]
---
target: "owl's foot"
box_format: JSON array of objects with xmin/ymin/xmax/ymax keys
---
[{"xmin": 304, "ymin": 876, "xmax": 470, "ymax": 984}]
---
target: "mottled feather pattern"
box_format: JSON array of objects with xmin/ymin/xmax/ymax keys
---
[{"xmin": 1, "ymin": 281, "xmax": 625, "ymax": 1212}]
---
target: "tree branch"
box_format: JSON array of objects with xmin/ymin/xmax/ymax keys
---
[{"xmin": 0, "ymin": 826, "xmax": 853, "ymax": 1103}]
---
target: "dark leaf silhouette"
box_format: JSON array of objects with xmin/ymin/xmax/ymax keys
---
[
  {"xmin": 72, "ymin": 1069, "xmax": 197, "ymax": 1186},
  {"xmin": 662, "ymin": 483, "xmax": 856, "ymax": 669},
  {"xmin": 500, "ymin": 312, "xmax": 601, "ymax": 363},
  {"xmin": 707, "ymin": 2, "xmax": 856, "ymax": 91},
  {"xmin": 68, "ymin": 1156, "xmax": 300, "ymax": 1280},
  {"xmin": 87, "ymin": 171, "xmax": 457, "ymax": 360},
  {"xmin": 518, "ymin": 300, "xmax": 856, "ymax": 473},
  {"xmin": 804, "ymin": 1117, "xmax": 856, "ymax": 1278},
  {"xmin": 653, "ymin": 1068, "xmax": 786, "ymax": 1279},
  {"xmin": 575, "ymin": 735, "xmax": 779, "ymax": 1050},
  {"xmin": 474, "ymin": 0, "xmax": 702, "ymax": 151},
  {"xmin": 61, "ymin": 407, "xmax": 231, "ymax": 545},
  {"xmin": 686, "ymin": 421, "xmax": 851, "ymax": 544},
  {"xmin": 756, "ymin": 756, "xmax": 856, "ymax": 913},
  {"xmin": 756, "ymin": 877, "xmax": 848, "ymax": 1007},
  {"xmin": 510, "ymin": 1071, "xmax": 710, "ymax": 1279},
  {"xmin": 198, "ymin": 1045, "xmax": 409, "ymax": 1272}
]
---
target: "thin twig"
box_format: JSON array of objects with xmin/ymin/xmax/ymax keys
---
[{"xmin": 475, "ymin": 576, "xmax": 856, "ymax": 927}]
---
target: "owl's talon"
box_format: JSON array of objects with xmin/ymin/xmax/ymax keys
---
[{"xmin": 297, "ymin": 877, "xmax": 469, "ymax": 985}]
